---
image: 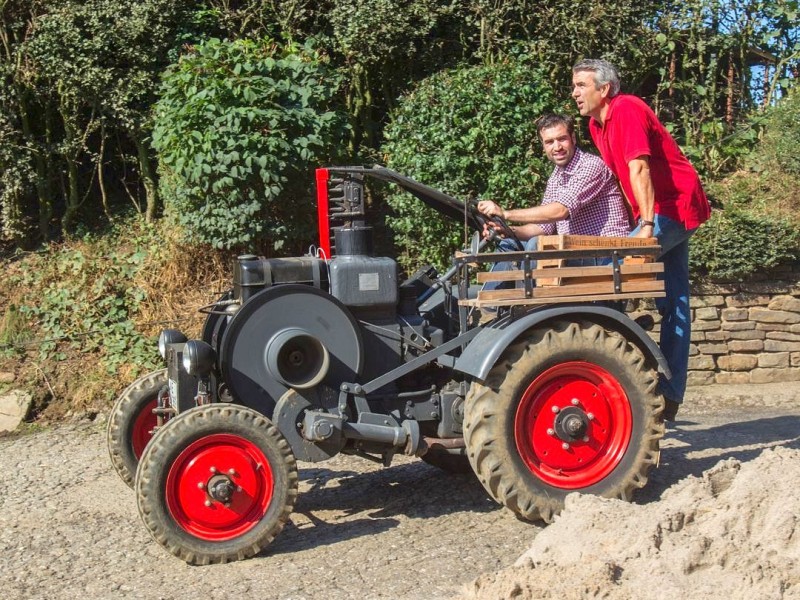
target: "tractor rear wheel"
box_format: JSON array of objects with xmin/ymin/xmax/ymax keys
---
[
  {"xmin": 464, "ymin": 320, "xmax": 664, "ymax": 522},
  {"xmin": 135, "ymin": 404, "xmax": 298, "ymax": 565},
  {"xmin": 107, "ymin": 369, "xmax": 167, "ymax": 488}
]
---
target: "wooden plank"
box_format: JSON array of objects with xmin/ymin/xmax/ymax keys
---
[
  {"xmin": 460, "ymin": 290, "xmax": 667, "ymax": 308},
  {"xmin": 477, "ymin": 278, "xmax": 663, "ymax": 302},
  {"xmin": 478, "ymin": 288, "xmax": 532, "ymax": 301},
  {"xmin": 476, "ymin": 262, "xmax": 663, "ymax": 283},
  {"xmin": 538, "ymin": 234, "xmax": 659, "ymax": 249},
  {"xmin": 621, "ymin": 280, "xmax": 665, "ymax": 293},
  {"xmin": 530, "ymin": 282, "xmax": 615, "ymax": 297}
]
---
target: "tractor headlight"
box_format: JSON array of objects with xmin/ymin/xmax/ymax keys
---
[
  {"xmin": 182, "ymin": 340, "xmax": 215, "ymax": 377},
  {"xmin": 158, "ymin": 329, "xmax": 188, "ymax": 359}
]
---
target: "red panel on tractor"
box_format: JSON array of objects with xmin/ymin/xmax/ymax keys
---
[{"xmin": 315, "ymin": 168, "xmax": 330, "ymax": 257}]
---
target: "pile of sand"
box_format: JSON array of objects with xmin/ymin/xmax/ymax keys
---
[{"xmin": 461, "ymin": 447, "xmax": 800, "ymax": 600}]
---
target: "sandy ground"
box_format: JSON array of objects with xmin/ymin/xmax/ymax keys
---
[
  {"xmin": 0, "ymin": 381, "xmax": 798, "ymax": 599},
  {"xmin": 461, "ymin": 382, "xmax": 800, "ymax": 600}
]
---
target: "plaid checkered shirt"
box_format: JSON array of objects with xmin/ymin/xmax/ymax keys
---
[{"xmin": 539, "ymin": 148, "xmax": 631, "ymax": 237}]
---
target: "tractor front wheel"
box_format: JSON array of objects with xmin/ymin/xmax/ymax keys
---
[
  {"xmin": 464, "ymin": 320, "xmax": 664, "ymax": 522},
  {"xmin": 135, "ymin": 404, "xmax": 297, "ymax": 565},
  {"xmin": 107, "ymin": 369, "xmax": 168, "ymax": 488}
]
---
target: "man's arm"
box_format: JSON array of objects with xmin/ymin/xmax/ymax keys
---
[
  {"xmin": 477, "ymin": 199, "xmax": 568, "ymax": 224},
  {"xmin": 512, "ymin": 223, "xmax": 546, "ymax": 241},
  {"xmin": 628, "ymin": 156, "xmax": 656, "ymax": 238}
]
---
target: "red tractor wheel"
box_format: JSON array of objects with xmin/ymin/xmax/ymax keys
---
[
  {"xmin": 464, "ymin": 320, "xmax": 664, "ymax": 522},
  {"xmin": 135, "ymin": 405, "xmax": 297, "ymax": 565},
  {"xmin": 107, "ymin": 369, "xmax": 167, "ymax": 488}
]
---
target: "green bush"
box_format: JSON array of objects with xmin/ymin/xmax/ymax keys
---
[
  {"xmin": 753, "ymin": 89, "xmax": 800, "ymax": 177},
  {"xmin": 9, "ymin": 217, "xmax": 164, "ymax": 374},
  {"xmin": 690, "ymin": 208, "xmax": 800, "ymax": 280},
  {"xmin": 152, "ymin": 37, "xmax": 348, "ymax": 251},
  {"xmin": 380, "ymin": 55, "xmax": 560, "ymax": 270}
]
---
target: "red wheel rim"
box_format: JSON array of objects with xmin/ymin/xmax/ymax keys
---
[
  {"xmin": 131, "ymin": 399, "xmax": 158, "ymax": 459},
  {"xmin": 166, "ymin": 434, "xmax": 274, "ymax": 541},
  {"xmin": 514, "ymin": 361, "xmax": 632, "ymax": 489}
]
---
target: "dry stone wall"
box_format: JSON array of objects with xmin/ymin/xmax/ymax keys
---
[{"xmin": 630, "ymin": 265, "xmax": 800, "ymax": 386}]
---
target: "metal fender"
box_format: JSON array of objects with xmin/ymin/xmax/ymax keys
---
[{"xmin": 454, "ymin": 305, "xmax": 671, "ymax": 382}]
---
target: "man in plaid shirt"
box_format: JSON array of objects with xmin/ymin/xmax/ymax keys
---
[{"xmin": 478, "ymin": 113, "xmax": 630, "ymax": 244}]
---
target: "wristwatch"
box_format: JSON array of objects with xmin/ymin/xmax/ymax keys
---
[{"xmin": 638, "ymin": 218, "xmax": 655, "ymax": 228}]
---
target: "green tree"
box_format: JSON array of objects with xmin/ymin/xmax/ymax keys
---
[
  {"xmin": 381, "ymin": 55, "xmax": 559, "ymax": 270},
  {"xmin": 152, "ymin": 37, "xmax": 347, "ymax": 251},
  {"xmin": 23, "ymin": 0, "xmax": 193, "ymax": 229},
  {"xmin": 651, "ymin": 0, "xmax": 800, "ymax": 176}
]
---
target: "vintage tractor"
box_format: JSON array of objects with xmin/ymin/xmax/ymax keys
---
[{"xmin": 107, "ymin": 165, "xmax": 668, "ymax": 564}]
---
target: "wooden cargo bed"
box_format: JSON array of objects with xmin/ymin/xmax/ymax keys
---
[{"xmin": 456, "ymin": 235, "xmax": 665, "ymax": 308}]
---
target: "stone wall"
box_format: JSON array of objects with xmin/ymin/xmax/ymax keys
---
[{"xmin": 630, "ymin": 266, "xmax": 800, "ymax": 386}]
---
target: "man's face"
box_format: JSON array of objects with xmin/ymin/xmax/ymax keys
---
[
  {"xmin": 572, "ymin": 70, "xmax": 609, "ymax": 119},
  {"xmin": 540, "ymin": 123, "xmax": 576, "ymax": 167}
]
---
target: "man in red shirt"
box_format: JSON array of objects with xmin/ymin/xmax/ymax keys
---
[{"xmin": 571, "ymin": 58, "xmax": 711, "ymax": 421}]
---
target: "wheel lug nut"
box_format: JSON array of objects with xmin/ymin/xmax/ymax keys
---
[
  {"xmin": 236, "ymin": 486, "xmax": 243, "ymax": 492},
  {"xmin": 228, "ymin": 469, "xmax": 236, "ymax": 476},
  {"xmin": 561, "ymin": 442, "xmax": 570, "ymax": 450},
  {"xmin": 546, "ymin": 428, "xmax": 555, "ymax": 436},
  {"xmin": 204, "ymin": 500, "xmax": 212, "ymax": 507},
  {"xmin": 210, "ymin": 466, "xmax": 217, "ymax": 473},
  {"xmin": 551, "ymin": 406, "xmax": 560, "ymax": 413},
  {"xmin": 582, "ymin": 436, "xmax": 589, "ymax": 442},
  {"xmin": 571, "ymin": 398, "xmax": 579, "ymax": 406},
  {"xmin": 587, "ymin": 413, "xmax": 595, "ymax": 421},
  {"xmin": 197, "ymin": 482, "xmax": 205, "ymax": 489}
]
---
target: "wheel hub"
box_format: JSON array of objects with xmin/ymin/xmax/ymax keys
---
[
  {"xmin": 553, "ymin": 406, "xmax": 589, "ymax": 441},
  {"xmin": 166, "ymin": 433, "xmax": 275, "ymax": 541},
  {"xmin": 207, "ymin": 474, "xmax": 236, "ymax": 504},
  {"xmin": 514, "ymin": 361, "xmax": 632, "ymax": 489}
]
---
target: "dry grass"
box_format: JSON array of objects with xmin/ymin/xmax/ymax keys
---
[
  {"xmin": 0, "ymin": 222, "xmax": 234, "ymax": 423},
  {"xmin": 135, "ymin": 231, "xmax": 231, "ymax": 340}
]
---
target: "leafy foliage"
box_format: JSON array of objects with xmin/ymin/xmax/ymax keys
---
[
  {"xmin": 152, "ymin": 37, "xmax": 347, "ymax": 251},
  {"xmin": 9, "ymin": 219, "xmax": 164, "ymax": 373},
  {"xmin": 381, "ymin": 56, "xmax": 559, "ymax": 269},
  {"xmin": 690, "ymin": 208, "xmax": 800, "ymax": 279},
  {"xmin": 753, "ymin": 88, "xmax": 800, "ymax": 177},
  {"xmin": 651, "ymin": 0, "xmax": 800, "ymax": 176}
]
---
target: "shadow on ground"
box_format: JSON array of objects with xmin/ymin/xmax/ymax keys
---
[{"xmin": 267, "ymin": 461, "xmax": 498, "ymax": 555}]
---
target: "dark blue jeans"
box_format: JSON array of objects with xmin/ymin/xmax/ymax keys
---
[
  {"xmin": 483, "ymin": 237, "xmax": 538, "ymax": 291},
  {"xmin": 631, "ymin": 214, "xmax": 697, "ymax": 405}
]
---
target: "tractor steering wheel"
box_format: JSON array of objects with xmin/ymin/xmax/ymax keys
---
[{"xmin": 467, "ymin": 200, "xmax": 525, "ymax": 251}]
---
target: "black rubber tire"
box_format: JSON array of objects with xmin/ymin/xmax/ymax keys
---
[
  {"xmin": 420, "ymin": 447, "xmax": 473, "ymax": 474},
  {"xmin": 135, "ymin": 405, "xmax": 298, "ymax": 565},
  {"xmin": 464, "ymin": 320, "xmax": 664, "ymax": 523},
  {"xmin": 107, "ymin": 369, "xmax": 167, "ymax": 488}
]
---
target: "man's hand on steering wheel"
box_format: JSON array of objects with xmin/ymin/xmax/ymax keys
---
[{"xmin": 475, "ymin": 199, "xmax": 523, "ymax": 250}]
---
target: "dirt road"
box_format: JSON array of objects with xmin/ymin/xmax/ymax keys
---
[{"xmin": 1, "ymin": 382, "xmax": 798, "ymax": 600}]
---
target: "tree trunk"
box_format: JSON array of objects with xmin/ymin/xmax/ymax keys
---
[
  {"xmin": 98, "ymin": 122, "xmax": 111, "ymax": 220},
  {"xmin": 135, "ymin": 134, "xmax": 159, "ymax": 222},
  {"xmin": 59, "ymin": 103, "xmax": 81, "ymax": 235}
]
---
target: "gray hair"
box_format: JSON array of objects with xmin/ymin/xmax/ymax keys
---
[{"xmin": 572, "ymin": 59, "xmax": 621, "ymax": 97}]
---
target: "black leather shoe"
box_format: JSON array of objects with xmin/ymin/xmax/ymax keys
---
[{"xmin": 662, "ymin": 399, "xmax": 680, "ymax": 421}]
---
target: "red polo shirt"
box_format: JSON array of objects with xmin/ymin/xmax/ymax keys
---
[{"xmin": 588, "ymin": 95, "xmax": 710, "ymax": 230}]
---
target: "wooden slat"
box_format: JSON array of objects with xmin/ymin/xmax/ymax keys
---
[
  {"xmin": 460, "ymin": 290, "xmax": 666, "ymax": 308},
  {"xmin": 476, "ymin": 262, "xmax": 664, "ymax": 283},
  {"xmin": 476, "ymin": 278, "xmax": 663, "ymax": 302},
  {"xmin": 538, "ymin": 234, "xmax": 659, "ymax": 249}
]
